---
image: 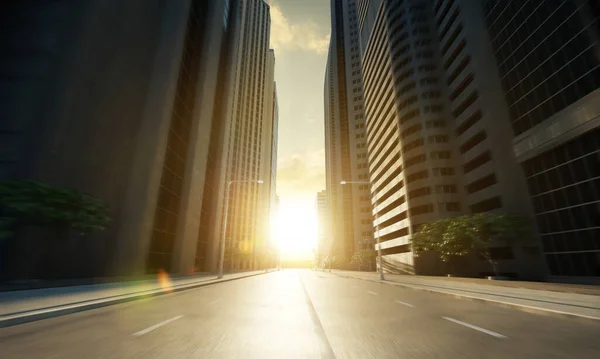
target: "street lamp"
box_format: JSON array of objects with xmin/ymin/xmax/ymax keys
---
[
  {"xmin": 218, "ymin": 179, "xmax": 264, "ymax": 279},
  {"xmin": 340, "ymin": 180, "xmax": 385, "ymax": 280}
]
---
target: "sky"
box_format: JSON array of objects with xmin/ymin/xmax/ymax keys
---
[{"xmin": 266, "ymin": 0, "xmax": 331, "ymax": 260}]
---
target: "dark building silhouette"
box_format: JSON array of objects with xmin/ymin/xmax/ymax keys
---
[
  {"xmin": 483, "ymin": 0, "xmax": 600, "ymax": 279},
  {"xmin": 0, "ymin": 0, "xmax": 237, "ymax": 280}
]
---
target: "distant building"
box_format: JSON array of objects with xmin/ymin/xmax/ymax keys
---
[
  {"xmin": 316, "ymin": 190, "xmax": 330, "ymax": 265},
  {"xmin": 198, "ymin": 0, "xmax": 277, "ymax": 272}
]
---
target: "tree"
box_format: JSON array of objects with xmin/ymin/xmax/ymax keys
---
[
  {"xmin": 351, "ymin": 248, "xmax": 376, "ymax": 271},
  {"xmin": 412, "ymin": 218, "xmax": 456, "ymax": 259},
  {"xmin": 0, "ymin": 180, "xmax": 110, "ymax": 240},
  {"xmin": 351, "ymin": 238, "xmax": 377, "ymax": 271},
  {"xmin": 315, "ymin": 253, "xmax": 325, "ymax": 270},
  {"xmin": 471, "ymin": 213, "xmax": 531, "ymax": 276},
  {"xmin": 412, "ymin": 213, "xmax": 532, "ymax": 276},
  {"xmin": 324, "ymin": 255, "xmax": 338, "ymax": 271},
  {"xmin": 0, "ymin": 180, "xmax": 111, "ymax": 279},
  {"xmin": 0, "ymin": 218, "xmax": 13, "ymax": 240},
  {"xmin": 350, "ymin": 250, "xmax": 363, "ymax": 270},
  {"xmin": 336, "ymin": 254, "xmax": 349, "ymax": 269}
]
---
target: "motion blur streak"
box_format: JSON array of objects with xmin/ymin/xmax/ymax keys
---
[{"xmin": 157, "ymin": 270, "xmax": 173, "ymax": 294}]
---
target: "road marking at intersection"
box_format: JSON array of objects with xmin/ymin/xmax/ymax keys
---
[
  {"xmin": 133, "ymin": 315, "xmax": 183, "ymax": 336},
  {"xmin": 367, "ymin": 291, "xmax": 378, "ymax": 296},
  {"xmin": 442, "ymin": 317, "xmax": 507, "ymax": 338},
  {"xmin": 394, "ymin": 300, "xmax": 414, "ymax": 308}
]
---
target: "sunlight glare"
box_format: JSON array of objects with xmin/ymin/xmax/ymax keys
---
[{"xmin": 272, "ymin": 197, "xmax": 318, "ymax": 260}]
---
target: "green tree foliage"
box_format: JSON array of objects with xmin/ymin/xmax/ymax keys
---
[
  {"xmin": 412, "ymin": 213, "xmax": 532, "ymax": 275},
  {"xmin": 351, "ymin": 238, "xmax": 377, "ymax": 271},
  {"xmin": 0, "ymin": 218, "xmax": 12, "ymax": 239},
  {"xmin": 351, "ymin": 248, "xmax": 376, "ymax": 270},
  {"xmin": 324, "ymin": 255, "xmax": 337, "ymax": 270},
  {"xmin": 0, "ymin": 180, "xmax": 110, "ymax": 239}
]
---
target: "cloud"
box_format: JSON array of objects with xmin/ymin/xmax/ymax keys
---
[
  {"xmin": 277, "ymin": 149, "xmax": 325, "ymax": 197},
  {"xmin": 269, "ymin": 2, "xmax": 330, "ymax": 54}
]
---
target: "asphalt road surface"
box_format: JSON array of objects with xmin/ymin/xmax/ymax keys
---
[{"xmin": 1, "ymin": 270, "xmax": 599, "ymax": 358}]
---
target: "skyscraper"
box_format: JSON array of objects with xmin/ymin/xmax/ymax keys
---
[
  {"xmin": 1, "ymin": 0, "xmax": 278, "ymax": 280},
  {"xmin": 352, "ymin": 0, "xmax": 547, "ymax": 278},
  {"xmin": 270, "ymin": 83, "xmax": 279, "ymax": 219},
  {"xmin": 324, "ymin": 0, "xmax": 374, "ymax": 265},
  {"xmin": 0, "ymin": 0, "xmax": 232, "ymax": 279},
  {"xmin": 483, "ymin": 0, "xmax": 600, "ymax": 278},
  {"xmin": 199, "ymin": 0, "xmax": 277, "ymax": 272},
  {"xmin": 431, "ymin": 0, "xmax": 546, "ymax": 277},
  {"xmin": 358, "ymin": 0, "xmax": 462, "ymax": 274}
]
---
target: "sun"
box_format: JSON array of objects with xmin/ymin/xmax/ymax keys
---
[{"xmin": 271, "ymin": 198, "xmax": 318, "ymax": 260}]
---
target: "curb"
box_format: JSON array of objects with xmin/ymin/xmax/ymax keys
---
[
  {"xmin": 0, "ymin": 271, "xmax": 272, "ymax": 328},
  {"xmin": 329, "ymin": 272, "xmax": 600, "ymax": 322}
]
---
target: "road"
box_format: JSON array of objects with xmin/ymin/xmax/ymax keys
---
[{"xmin": 1, "ymin": 270, "xmax": 599, "ymax": 358}]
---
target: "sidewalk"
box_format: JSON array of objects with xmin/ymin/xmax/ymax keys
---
[
  {"xmin": 329, "ymin": 270, "xmax": 600, "ymax": 320},
  {"xmin": 0, "ymin": 270, "xmax": 271, "ymax": 327}
]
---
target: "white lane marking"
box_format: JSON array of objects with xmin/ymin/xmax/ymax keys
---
[
  {"xmin": 367, "ymin": 291, "xmax": 378, "ymax": 296},
  {"xmin": 133, "ymin": 315, "xmax": 183, "ymax": 337},
  {"xmin": 208, "ymin": 300, "xmax": 220, "ymax": 305},
  {"xmin": 442, "ymin": 317, "xmax": 507, "ymax": 339},
  {"xmin": 394, "ymin": 300, "xmax": 414, "ymax": 308}
]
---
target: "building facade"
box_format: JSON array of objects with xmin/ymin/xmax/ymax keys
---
[
  {"xmin": 324, "ymin": 0, "xmax": 374, "ymax": 265},
  {"xmin": 483, "ymin": 0, "xmax": 600, "ymax": 279},
  {"xmin": 0, "ymin": 0, "xmax": 278, "ymax": 280},
  {"xmin": 354, "ymin": 0, "xmax": 547, "ymax": 278},
  {"xmin": 431, "ymin": 0, "xmax": 546, "ymax": 278},
  {"xmin": 0, "ymin": 0, "xmax": 231, "ymax": 279},
  {"xmin": 200, "ymin": 0, "xmax": 277, "ymax": 272}
]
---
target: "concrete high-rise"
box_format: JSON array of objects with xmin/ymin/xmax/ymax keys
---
[
  {"xmin": 483, "ymin": 1, "xmax": 600, "ymax": 279},
  {"xmin": 353, "ymin": 0, "xmax": 546, "ymax": 278},
  {"xmin": 199, "ymin": 0, "xmax": 277, "ymax": 272},
  {"xmin": 269, "ymin": 82, "xmax": 279, "ymax": 230},
  {"xmin": 431, "ymin": 0, "xmax": 546, "ymax": 278},
  {"xmin": 0, "ymin": 0, "xmax": 233, "ymax": 279},
  {"xmin": 357, "ymin": 0, "xmax": 462, "ymax": 274},
  {"xmin": 324, "ymin": 0, "xmax": 374, "ymax": 265}
]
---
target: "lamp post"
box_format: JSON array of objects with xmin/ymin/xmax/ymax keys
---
[
  {"xmin": 218, "ymin": 179, "xmax": 263, "ymax": 279},
  {"xmin": 340, "ymin": 180, "xmax": 385, "ymax": 280}
]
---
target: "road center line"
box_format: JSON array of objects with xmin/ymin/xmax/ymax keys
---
[
  {"xmin": 133, "ymin": 315, "xmax": 183, "ymax": 337},
  {"xmin": 394, "ymin": 300, "xmax": 414, "ymax": 308},
  {"xmin": 208, "ymin": 300, "xmax": 220, "ymax": 305},
  {"xmin": 367, "ymin": 291, "xmax": 378, "ymax": 295},
  {"xmin": 442, "ymin": 317, "xmax": 507, "ymax": 339}
]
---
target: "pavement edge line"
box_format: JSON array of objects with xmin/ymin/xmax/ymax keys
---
[
  {"xmin": 0, "ymin": 271, "xmax": 272, "ymax": 328},
  {"xmin": 328, "ymin": 272, "xmax": 600, "ymax": 322}
]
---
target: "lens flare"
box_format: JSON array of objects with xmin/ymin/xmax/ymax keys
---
[{"xmin": 157, "ymin": 269, "xmax": 173, "ymax": 293}]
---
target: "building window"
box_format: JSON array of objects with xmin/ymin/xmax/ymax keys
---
[
  {"xmin": 435, "ymin": 184, "xmax": 457, "ymax": 194},
  {"xmin": 443, "ymin": 202, "xmax": 461, "ymax": 212},
  {"xmin": 432, "ymin": 167, "xmax": 455, "ymax": 176},
  {"xmin": 469, "ymin": 196, "xmax": 503, "ymax": 213},
  {"xmin": 463, "ymin": 151, "xmax": 492, "ymax": 173}
]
